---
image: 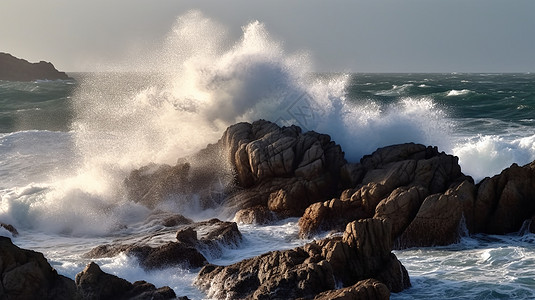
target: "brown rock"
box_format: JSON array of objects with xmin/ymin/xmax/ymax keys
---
[
  {"xmin": 195, "ymin": 218, "xmax": 410, "ymax": 299},
  {"xmin": 314, "ymin": 278, "xmax": 390, "ymax": 300},
  {"xmin": 85, "ymin": 242, "xmax": 207, "ymax": 270},
  {"xmin": 398, "ymin": 181, "xmax": 475, "ymax": 248},
  {"xmin": 234, "ymin": 205, "xmax": 275, "ymax": 224},
  {"xmin": 299, "ymin": 143, "xmax": 471, "ymax": 240},
  {"xmin": 298, "ymin": 198, "xmax": 367, "ymax": 238},
  {"xmin": 219, "ymin": 120, "xmax": 346, "ymax": 217},
  {"xmin": 374, "ymin": 186, "xmax": 429, "ymax": 239},
  {"xmin": 474, "ymin": 161, "xmax": 535, "ymax": 234},
  {"xmin": 86, "ymin": 219, "xmax": 241, "ymax": 270}
]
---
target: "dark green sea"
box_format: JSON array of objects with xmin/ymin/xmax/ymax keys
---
[{"xmin": 1, "ymin": 72, "xmax": 534, "ymax": 299}]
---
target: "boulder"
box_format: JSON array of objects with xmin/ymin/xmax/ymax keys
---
[
  {"xmin": 374, "ymin": 186, "xmax": 429, "ymax": 239},
  {"xmin": 176, "ymin": 218, "xmax": 243, "ymax": 257},
  {"xmin": 474, "ymin": 161, "xmax": 535, "ymax": 234},
  {"xmin": 125, "ymin": 142, "xmax": 234, "ymax": 209},
  {"xmin": 0, "ymin": 52, "xmax": 71, "ymax": 81},
  {"xmin": 85, "ymin": 242, "xmax": 208, "ymax": 270},
  {"xmin": 298, "ymin": 197, "xmax": 367, "ymax": 238},
  {"xmin": 219, "ymin": 120, "xmax": 347, "ymax": 217},
  {"xmin": 75, "ymin": 262, "xmax": 176, "ymax": 300},
  {"xmin": 195, "ymin": 218, "xmax": 410, "ymax": 299},
  {"xmin": 86, "ymin": 219, "xmax": 242, "ymax": 270},
  {"xmin": 397, "ymin": 180, "xmax": 475, "ymax": 248},
  {"xmin": 0, "ymin": 237, "xmax": 77, "ymax": 300},
  {"xmin": 299, "ymin": 143, "xmax": 471, "ymax": 239}
]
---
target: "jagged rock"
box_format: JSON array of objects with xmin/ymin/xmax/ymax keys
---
[
  {"xmin": 124, "ymin": 120, "xmax": 345, "ymax": 218},
  {"xmin": 374, "ymin": 186, "xmax": 429, "ymax": 239},
  {"xmin": 0, "ymin": 52, "xmax": 71, "ymax": 81},
  {"xmin": 220, "ymin": 120, "xmax": 347, "ymax": 217},
  {"xmin": 314, "ymin": 278, "xmax": 390, "ymax": 300},
  {"xmin": 124, "ymin": 163, "xmax": 194, "ymax": 209},
  {"xmin": 474, "ymin": 161, "xmax": 535, "ymax": 234},
  {"xmin": 299, "ymin": 143, "xmax": 471, "ymax": 239},
  {"xmin": 86, "ymin": 219, "xmax": 241, "ymax": 270},
  {"xmin": 176, "ymin": 219, "xmax": 243, "ymax": 257},
  {"xmin": 75, "ymin": 262, "xmax": 176, "ymax": 300},
  {"xmin": 397, "ymin": 181, "xmax": 475, "ymax": 248},
  {"xmin": 86, "ymin": 241, "xmax": 206, "ymax": 271},
  {"xmin": 129, "ymin": 243, "xmax": 208, "ymax": 270},
  {"xmin": 0, "ymin": 222, "xmax": 18, "ymax": 237},
  {"xmin": 125, "ymin": 141, "xmax": 234, "ymax": 209},
  {"xmin": 195, "ymin": 218, "xmax": 409, "ymax": 299},
  {"xmin": 298, "ymin": 198, "xmax": 367, "ymax": 238},
  {"xmin": 0, "ymin": 237, "xmax": 77, "ymax": 300}
]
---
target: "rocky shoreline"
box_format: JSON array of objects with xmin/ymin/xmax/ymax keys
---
[{"xmin": 2, "ymin": 119, "xmax": 535, "ymax": 299}]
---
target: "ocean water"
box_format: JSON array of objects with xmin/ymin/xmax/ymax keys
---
[{"xmin": 1, "ymin": 12, "xmax": 535, "ymax": 299}]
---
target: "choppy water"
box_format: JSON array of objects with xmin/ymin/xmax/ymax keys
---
[{"xmin": 1, "ymin": 11, "xmax": 535, "ymax": 299}]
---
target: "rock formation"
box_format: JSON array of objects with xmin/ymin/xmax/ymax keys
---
[
  {"xmin": 118, "ymin": 120, "xmax": 535, "ymax": 298},
  {"xmin": 0, "ymin": 237, "xmax": 76, "ymax": 300},
  {"xmin": 313, "ymin": 279, "xmax": 390, "ymax": 300},
  {"xmin": 86, "ymin": 218, "xmax": 242, "ymax": 270},
  {"xmin": 75, "ymin": 262, "xmax": 177, "ymax": 300},
  {"xmin": 126, "ymin": 120, "xmax": 535, "ymax": 250},
  {"xmin": 125, "ymin": 120, "xmax": 347, "ymax": 222},
  {"xmin": 0, "ymin": 237, "xmax": 179, "ymax": 300},
  {"xmin": 0, "ymin": 52, "xmax": 71, "ymax": 81},
  {"xmin": 474, "ymin": 161, "xmax": 535, "ymax": 234},
  {"xmin": 195, "ymin": 218, "xmax": 410, "ymax": 299},
  {"xmin": 299, "ymin": 143, "xmax": 472, "ymax": 245}
]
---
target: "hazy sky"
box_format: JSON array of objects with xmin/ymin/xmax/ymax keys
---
[{"xmin": 1, "ymin": 0, "xmax": 534, "ymax": 72}]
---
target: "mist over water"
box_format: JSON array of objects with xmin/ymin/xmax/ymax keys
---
[
  {"xmin": 3, "ymin": 11, "xmax": 534, "ymax": 236},
  {"xmin": 2, "ymin": 10, "xmax": 535, "ymax": 299}
]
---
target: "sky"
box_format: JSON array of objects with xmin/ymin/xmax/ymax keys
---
[{"xmin": 1, "ymin": 0, "xmax": 534, "ymax": 73}]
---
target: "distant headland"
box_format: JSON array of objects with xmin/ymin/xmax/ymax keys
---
[{"xmin": 0, "ymin": 52, "xmax": 72, "ymax": 81}]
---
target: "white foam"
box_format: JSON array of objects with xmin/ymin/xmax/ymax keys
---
[
  {"xmin": 446, "ymin": 89, "xmax": 472, "ymax": 96},
  {"xmin": 453, "ymin": 134, "xmax": 535, "ymax": 181},
  {"xmin": 393, "ymin": 234, "xmax": 535, "ymax": 300},
  {"xmin": 375, "ymin": 83, "xmax": 414, "ymax": 96}
]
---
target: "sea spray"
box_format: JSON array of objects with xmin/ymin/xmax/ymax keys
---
[{"xmin": 0, "ymin": 11, "xmax": 464, "ymax": 235}]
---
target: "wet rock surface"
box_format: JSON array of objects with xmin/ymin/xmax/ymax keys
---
[
  {"xmin": 0, "ymin": 237, "xmax": 180, "ymax": 300},
  {"xmin": 75, "ymin": 262, "xmax": 177, "ymax": 300},
  {"xmin": 0, "ymin": 237, "xmax": 76, "ymax": 300},
  {"xmin": 71, "ymin": 120, "xmax": 535, "ymax": 299},
  {"xmin": 299, "ymin": 143, "xmax": 472, "ymax": 243},
  {"xmin": 195, "ymin": 218, "xmax": 409, "ymax": 299},
  {"xmin": 85, "ymin": 218, "xmax": 242, "ymax": 270}
]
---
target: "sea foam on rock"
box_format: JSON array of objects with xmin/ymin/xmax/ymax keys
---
[
  {"xmin": 125, "ymin": 119, "xmax": 347, "ymax": 222},
  {"xmin": 85, "ymin": 218, "xmax": 242, "ymax": 270},
  {"xmin": 117, "ymin": 120, "xmax": 535, "ymax": 298},
  {"xmin": 125, "ymin": 119, "xmax": 535, "ymax": 249},
  {"xmin": 194, "ymin": 218, "xmax": 409, "ymax": 299}
]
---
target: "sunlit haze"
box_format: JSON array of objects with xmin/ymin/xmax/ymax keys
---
[{"xmin": 1, "ymin": 0, "xmax": 534, "ymax": 72}]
